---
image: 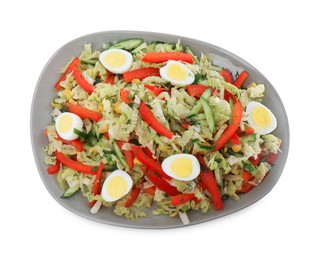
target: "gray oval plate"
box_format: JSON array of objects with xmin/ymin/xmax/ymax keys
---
[{"xmin": 30, "ymin": 31, "xmax": 289, "ymax": 228}]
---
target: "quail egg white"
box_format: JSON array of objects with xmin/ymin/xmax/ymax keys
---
[
  {"xmin": 161, "ymin": 154, "xmax": 200, "ymax": 181},
  {"xmin": 99, "ymin": 49, "xmax": 133, "ymax": 74}
]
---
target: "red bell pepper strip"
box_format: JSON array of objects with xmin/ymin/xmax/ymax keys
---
[
  {"xmin": 243, "ymin": 126, "xmax": 255, "ymax": 136},
  {"xmin": 55, "ymin": 152, "xmax": 97, "ymax": 174},
  {"xmin": 55, "ymin": 57, "xmax": 80, "ymax": 90},
  {"xmin": 197, "ymin": 180, "xmax": 206, "ymax": 191},
  {"xmin": 249, "ymin": 153, "xmax": 262, "ymax": 166},
  {"xmin": 139, "ymin": 101, "xmax": 174, "ymax": 139},
  {"xmin": 143, "ymin": 186, "xmax": 156, "ymax": 196},
  {"xmin": 265, "ymin": 153, "xmax": 279, "ymax": 165},
  {"xmin": 181, "ymin": 122, "xmax": 190, "ymax": 130},
  {"xmin": 124, "ymin": 186, "xmax": 141, "ymax": 208},
  {"xmin": 144, "ymin": 84, "xmax": 164, "ymax": 95},
  {"xmin": 132, "ymin": 145, "xmax": 171, "ymax": 181},
  {"xmin": 55, "ymin": 75, "xmax": 67, "ymax": 91},
  {"xmin": 142, "ymin": 147, "xmax": 153, "ymax": 158},
  {"xmin": 241, "ymin": 171, "xmax": 251, "ymax": 181},
  {"xmin": 186, "ymin": 84, "xmax": 210, "ymax": 97},
  {"xmin": 47, "ymin": 158, "xmax": 61, "ymax": 175},
  {"xmin": 105, "ymin": 73, "xmax": 115, "ymax": 84},
  {"xmin": 198, "ymin": 156, "xmax": 224, "ymax": 210},
  {"xmin": 56, "ymin": 134, "xmax": 83, "ymax": 152},
  {"xmin": 237, "ymin": 182, "xmax": 255, "ymax": 194},
  {"xmin": 123, "ymin": 67, "xmax": 160, "ymax": 83},
  {"xmin": 142, "ymin": 52, "xmax": 194, "ymax": 64},
  {"xmin": 237, "ymin": 126, "xmax": 255, "ymax": 136},
  {"xmin": 89, "ymin": 161, "xmax": 104, "ymax": 207},
  {"xmin": 224, "ymin": 90, "xmax": 237, "ymax": 103},
  {"xmin": 233, "ymin": 71, "xmax": 248, "ymax": 88},
  {"xmin": 214, "ymin": 100, "xmax": 243, "ymax": 151},
  {"xmin": 141, "ymin": 168, "xmax": 179, "ymax": 196},
  {"xmin": 119, "ymin": 88, "xmax": 133, "ymax": 104},
  {"xmin": 220, "ymin": 69, "xmax": 233, "ymax": 83},
  {"xmin": 66, "ymin": 103, "xmax": 102, "ymax": 122},
  {"xmin": 103, "ymin": 132, "xmax": 110, "ymax": 140},
  {"xmin": 71, "ymin": 67, "xmax": 96, "ymax": 93},
  {"xmin": 116, "ymin": 141, "xmax": 135, "ymax": 169},
  {"xmin": 171, "ymin": 193, "xmax": 196, "ymax": 206},
  {"xmin": 124, "ymin": 150, "xmax": 134, "ymax": 169},
  {"xmin": 230, "ymin": 133, "xmax": 240, "ymax": 145}
]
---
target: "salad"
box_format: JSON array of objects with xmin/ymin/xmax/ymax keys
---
[{"xmin": 44, "ymin": 38, "xmax": 281, "ymax": 225}]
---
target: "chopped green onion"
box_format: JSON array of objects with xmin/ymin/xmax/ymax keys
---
[{"xmin": 73, "ymin": 128, "xmax": 87, "ymax": 139}]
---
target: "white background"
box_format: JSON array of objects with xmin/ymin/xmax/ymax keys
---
[{"xmin": 1, "ymin": 0, "xmax": 319, "ymax": 259}]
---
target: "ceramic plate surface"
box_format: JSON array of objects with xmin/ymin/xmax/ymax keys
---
[{"xmin": 31, "ymin": 31, "xmax": 289, "ymax": 228}]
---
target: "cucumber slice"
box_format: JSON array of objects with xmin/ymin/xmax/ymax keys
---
[
  {"xmin": 108, "ymin": 38, "xmax": 143, "ymax": 51},
  {"xmin": 201, "ymin": 87, "xmax": 212, "ymax": 99},
  {"xmin": 197, "ymin": 143, "xmax": 215, "ymax": 150},
  {"xmin": 200, "ymin": 96, "xmax": 215, "ymax": 133},
  {"xmin": 113, "ymin": 141, "xmax": 128, "ymax": 168},
  {"xmin": 240, "ymin": 133, "xmax": 257, "ymax": 145},
  {"xmin": 189, "ymin": 113, "xmax": 206, "ymax": 122},
  {"xmin": 61, "ymin": 185, "xmax": 80, "ymax": 198},
  {"xmin": 187, "ymin": 87, "xmax": 212, "ymax": 118},
  {"xmin": 187, "ymin": 101, "xmax": 202, "ymax": 118}
]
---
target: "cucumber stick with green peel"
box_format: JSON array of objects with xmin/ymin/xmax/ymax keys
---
[
  {"xmin": 113, "ymin": 141, "xmax": 128, "ymax": 168},
  {"xmin": 108, "ymin": 38, "xmax": 143, "ymax": 51},
  {"xmin": 240, "ymin": 133, "xmax": 257, "ymax": 145},
  {"xmin": 200, "ymin": 96, "xmax": 215, "ymax": 133},
  {"xmin": 187, "ymin": 87, "xmax": 213, "ymax": 118},
  {"xmin": 61, "ymin": 185, "xmax": 80, "ymax": 198}
]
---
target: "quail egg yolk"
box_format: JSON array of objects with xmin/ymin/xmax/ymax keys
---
[
  {"xmin": 251, "ymin": 106, "xmax": 271, "ymax": 127},
  {"xmin": 58, "ymin": 114, "xmax": 73, "ymax": 133},
  {"xmin": 167, "ymin": 63, "xmax": 188, "ymax": 81},
  {"xmin": 104, "ymin": 51, "xmax": 126, "ymax": 68},
  {"xmin": 170, "ymin": 157, "xmax": 193, "ymax": 178},
  {"xmin": 106, "ymin": 176, "xmax": 128, "ymax": 198}
]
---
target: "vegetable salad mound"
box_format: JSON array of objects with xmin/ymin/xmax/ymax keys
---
[{"xmin": 44, "ymin": 38, "xmax": 281, "ymax": 225}]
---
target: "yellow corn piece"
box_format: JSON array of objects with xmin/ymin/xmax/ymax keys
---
[
  {"xmin": 170, "ymin": 211, "xmax": 179, "ymax": 217},
  {"xmin": 246, "ymin": 82, "xmax": 257, "ymax": 89},
  {"xmin": 51, "ymin": 101, "xmax": 59, "ymax": 108},
  {"xmin": 98, "ymin": 104, "xmax": 104, "ymax": 112},
  {"xmin": 62, "ymin": 88, "xmax": 72, "ymax": 99},
  {"xmin": 115, "ymin": 102, "xmax": 122, "ymax": 113},
  {"xmin": 232, "ymin": 144, "xmax": 242, "ymax": 153},
  {"xmin": 132, "ymin": 79, "xmax": 140, "ymax": 84},
  {"xmin": 98, "ymin": 124, "xmax": 109, "ymax": 133},
  {"xmin": 133, "ymin": 157, "xmax": 142, "ymax": 165},
  {"xmin": 158, "ymin": 143, "xmax": 167, "ymax": 152}
]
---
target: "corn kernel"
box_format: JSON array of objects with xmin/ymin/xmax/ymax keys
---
[
  {"xmin": 51, "ymin": 101, "xmax": 59, "ymax": 108},
  {"xmin": 170, "ymin": 211, "xmax": 179, "ymax": 217},
  {"xmin": 133, "ymin": 157, "xmax": 142, "ymax": 165},
  {"xmin": 62, "ymin": 88, "xmax": 72, "ymax": 99},
  {"xmin": 232, "ymin": 144, "xmax": 242, "ymax": 152},
  {"xmin": 98, "ymin": 124, "xmax": 109, "ymax": 133},
  {"xmin": 132, "ymin": 79, "xmax": 140, "ymax": 84},
  {"xmin": 246, "ymin": 82, "xmax": 257, "ymax": 89},
  {"xmin": 98, "ymin": 104, "xmax": 104, "ymax": 112},
  {"xmin": 158, "ymin": 144, "xmax": 167, "ymax": 152},
  {"xmin": 115, "ymin": 102, "xmax": 122, "ymax": 113}
]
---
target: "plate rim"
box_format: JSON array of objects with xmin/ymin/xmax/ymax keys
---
[{"xmin": 30, "ymin": 30, "xmax": 290, "ymax": 229}]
